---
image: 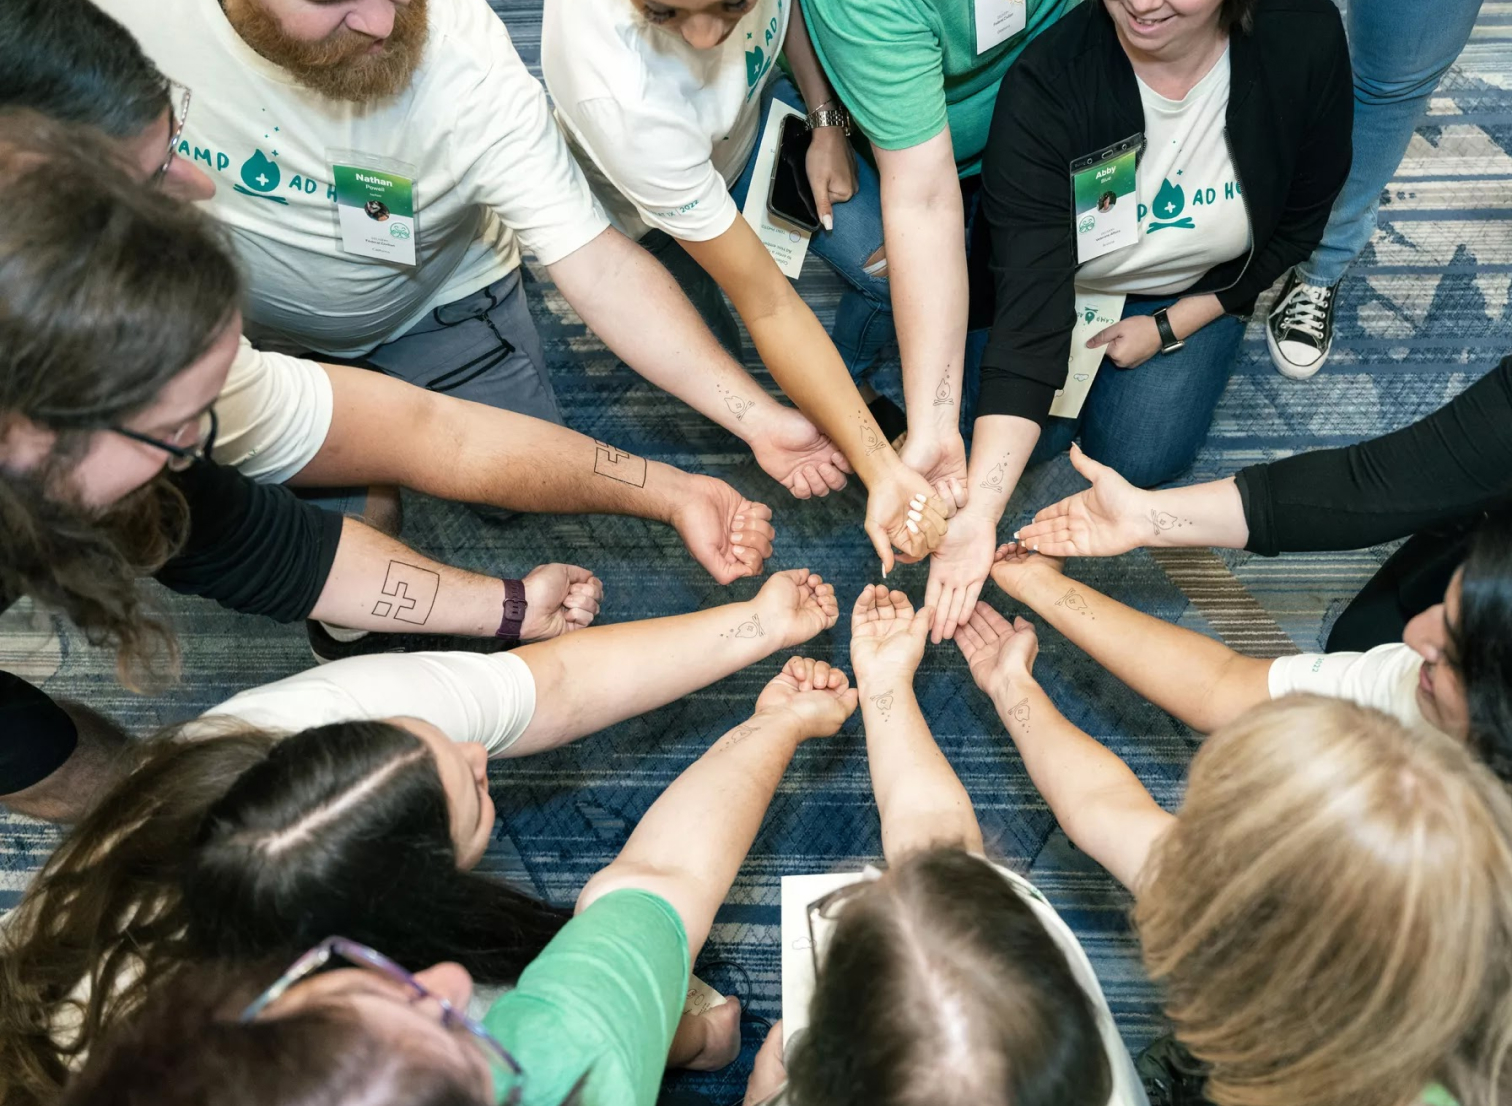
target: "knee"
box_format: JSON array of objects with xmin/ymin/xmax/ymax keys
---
[
  {"xmin": 1353, "ymin": 68, "xmax": 1450, "ymax": 107},
  {"xmin": 1086, "ymin": 440, "xmax": 1197, "ymax": 489}
]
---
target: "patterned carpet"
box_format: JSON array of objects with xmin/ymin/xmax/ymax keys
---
[{"xmin": 3, "ymin": 3, "xmax": 1510, "ymax": 1101}]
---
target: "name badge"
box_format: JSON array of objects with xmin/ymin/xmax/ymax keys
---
[
  {"xmin": 331, "ymin": 156, "xmax": 417, "ymax": 266},
  {"xmin": 975, "ymin": 0, "xmax": 1026, "ymax": 54},
  {"xmin": 1071, "ymin": 136, "xmax": 1142, "ymax": 264}
]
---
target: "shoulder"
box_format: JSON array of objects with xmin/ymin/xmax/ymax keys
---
[
  {"xmin": 418, "ymin": 0, "xmax": 534, "ymax": 89},
  {"xmin": 542, "ymin": 0, "xmax": 650, "ymax": 106}
]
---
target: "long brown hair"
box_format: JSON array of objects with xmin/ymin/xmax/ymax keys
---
[
  {"xmin": 0, "ymin": 109, "xmax": 242, "ymax": 686},
  {"xmin": 1137, "ymin": 695, "xmax": 1512, "ymax": 1106}
]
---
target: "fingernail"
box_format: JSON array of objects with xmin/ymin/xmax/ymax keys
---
[
  {"xmin": 1012, "ymin": 530, "xmax": 1020, "ymax": 540},
  {"xmin": 882, "ymin": 566, "xmax": 889, "ymax": 579},
  {"xmin": 733, "ymin": 545, "xmax": 744, "ymax": 554},
  {"xmin": 822, "ymin": 213, "xmax": 833, "ymax": 231},
  {"xmin": 908, "ymin": 510, "xmax": 922, "ymax": 522},
  {"xmin": 907, "ymin": 520, "xmax": 920, "ymax": 534}
]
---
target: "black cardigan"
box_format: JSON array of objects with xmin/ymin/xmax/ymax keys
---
[{"xmin": 976, "ymin": 0, "xmax": 1353, "ymax": 424}]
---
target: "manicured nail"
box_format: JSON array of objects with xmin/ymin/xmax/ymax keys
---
[
  {"xmin": 822, "ymin": 213, "xmax": 834, "ymax": 231},
  {"xmin": 907, "ymin": 520, "xmax": 920, "ymax": 535},
  {"xmin": 908, "ymin": 510, "xmax": 922, "ymax": 522},
  {"xmin": 882, "ymin": 565, "xmax": 889, "ymax": 578},
  {"xmin": 1012, "ymin": 530, "xmax": 1020, "ymax": 540}
]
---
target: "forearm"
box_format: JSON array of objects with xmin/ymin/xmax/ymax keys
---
[
  {"xmin": 876, "ymin": 139, "xmax": 969, "ymax": 440},
  {"xmin": 858, "ymin": 678, "xmax": 981, "ymax": 861},
  {"xmin": 295, "ymin": 367, "xmax": 692, "ymax": 523},
  {"xmin": 510, "ymin": 598, "xmax": 788, "ymax": 755},
  {"xmin": 962, "ymin": 415, "xmax": 1039, "ymax": 526},
  {"xmin": 1118, "ymin": 477, "xmax": 1249, "ymax": 550},
  {"xmin": 1007, "ymin": 563, "xmax": 1270, "ymax": 733},
  {"xmin": 582, "ymin": 712, "xmax": 806, "ymax": 956},
  {"xmin": 549, "ymin": 227, "xmax": 786, "ymax": 444},
  {"xmin": 310, "ymin": 517, "xmax": 505, "ymax": 636},
  {"xmin": 988, "ymin": 676, "xmax": 1169, "ymax": 892},
  {"xmin": 783, "ymin": 2, "xmax": 837, "ymax": 110}
]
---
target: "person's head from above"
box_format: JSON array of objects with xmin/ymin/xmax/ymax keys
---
[
  {"xmin": 629, "ymin": 0, "xmax": 757, "ymax": 50},
  {"xmin": 59, "ymin": 954, "xmax": 560, "ymax": 1106},
  {"xmin": 0, "ymin": 109, "xmax": 241, "ymax": 682},
  {"xmin": 1137, "ymin": 695, "xmax": 1512, "ymax": 1106},
  {"xmin": 220, "ymin": 0, "xmax": 431, "ymax": 102},
  {"xmin": 785, "ymin": 848, "xmax": 1114, "ymax": 1106},
  {"xmin": 1103, "ymin": 0, "xmax": 1256, "ymax": 57},
  {"xmin": 0, "ymin": 0, "xmax": 214, "ymax": 201},
  {"xmin": 0, "ymin": 719, "xmax": 567, "ymax": 1106},
  {"xmin": 1402, "ymin": 509, "xmax": 1512, "ymax": 776}
]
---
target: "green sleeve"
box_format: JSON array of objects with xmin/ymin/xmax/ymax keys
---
[
  {"xmin": 803, "ymin": 0, "xmax": 947, "ymax": 151},
  {"xmin": 483, "ymin": 890, "xmax": 690, "ymax": 1106},
  {"xmin": 1420, "ymin": 1085, "xmax": 1459, "ymax": 1106}
]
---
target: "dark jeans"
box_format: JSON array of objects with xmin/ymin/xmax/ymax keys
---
[{"xmin": 1328, "ymin": 521, "xmax": 1477, "ymax": 652}]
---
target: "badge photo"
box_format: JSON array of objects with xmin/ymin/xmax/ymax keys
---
[{"xmin": 330, "ymin": 156, "xmax": 419, "ymax": 267}]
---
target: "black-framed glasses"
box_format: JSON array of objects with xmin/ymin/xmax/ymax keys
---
[
  {"xmin": 110, "ymin": 406, "xmax": 218, "ymax": 471},
  {"xmin": 154, "ymin": 81, "xmax": 192, "ymax": 185},
  {"xmin": 242, "ymin": 937, "xmax": 525, "ymax": 1105}
]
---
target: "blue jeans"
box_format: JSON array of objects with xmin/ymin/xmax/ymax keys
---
[
  {"xmin": 1300, "ymin": 0, "xmax": 1483, "ymax": 286},
  {"xmin": 1029, "ymin": 296, "xmax": 1245, "ymax": 487},
  {"xmin": 644, "ymin": 75, "xmax": 893, "ymax": 375}
]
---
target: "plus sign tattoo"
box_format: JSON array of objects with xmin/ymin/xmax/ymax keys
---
[
  {"xmin": 1149, "ymin": 509, "xmax": 1195, "ymax": 537},
  {"xmin": 593, "ymin": 442, "xmax": 648, "ymax": 488},
  {"xmin": 979, "ymin": 453, "xmax": 1011, "ymax": 494},
  {"xmin": 868, "ymin": 690, "xmax": 895, "ymax": 721},
  {"xmin": 716, "ymin": 383, "xmax": 754, "ymax": 422},
  {"xmin": 720, "ymin": 613, "xmax": 766, "ymax": 640},
  {"xmin": 1053, "ymin": 587, "xmax": 1096, "ymax": 619},
  {"xmin": 1007, "ymin": 698, "xmax": 1031, "ymax": 728},
  {"xmin": 856, "ymin": 410, "xmax": 885, "ymax": 456},
  {"xmin": 372, "ymin": 561, "xmax": 441, "ymax": 625},
  {"xmin": 933, "ymin": 374, "xmax": 955, "ymax": 407}
]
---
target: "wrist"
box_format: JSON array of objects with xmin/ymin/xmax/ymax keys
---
[
  {"xmin": 856, "ymin": 667, "xmax": 918, "ymax": 695},
  {"xmin": 989, "ymin": 673, "xmax": 1040, "ymax": 711},
  {"xmin": 748, "ymin": 707, "xmax": 811, "ymax": 743}
]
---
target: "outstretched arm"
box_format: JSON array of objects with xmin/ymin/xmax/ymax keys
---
[
  {"xmin": 955, "ymin": 602, "xmax": 1172, "ymax": 892},
  {"xmin": 547, "ymin": 227, "xmax": 851, "ymax": 500},
  {"xmin": 578, "ymin": 656, "xmax": 858, "ymax": 958},
  {"xmin": 989, "ymin": 547, "xmax": 1272, "ymax": 734},
  {"xmin": 510, "ymin": 569, "xmax": 840, "ymax": 756},
  {"xmin": 849, "ymin": 585, "xmax": 982, "ymax": 860}
]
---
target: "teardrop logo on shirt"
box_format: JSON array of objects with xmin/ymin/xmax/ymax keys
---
[
  {"xmin": 1147, "ymin": 177, "xmax": 1195, "ymax": 232},
  {"xmin": 233, "ymin": 149, "xmax": 291, "ymax": 205}
]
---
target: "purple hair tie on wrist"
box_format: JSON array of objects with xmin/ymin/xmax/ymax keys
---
[{"xmin": 496, "ymin": 578, "xmax": 527, "ymax": 645}]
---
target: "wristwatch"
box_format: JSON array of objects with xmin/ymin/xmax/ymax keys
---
[
  {"xmin": 806, "ymin": 104, "xmax": 853, "ymax": 136},
  {"xmin": 496, "ymin": 577, "xmax": 528, "ymax": 646},
  {"xmin": 1152, "ymin": 307, "xmax": 1185, "ymax": 354}
]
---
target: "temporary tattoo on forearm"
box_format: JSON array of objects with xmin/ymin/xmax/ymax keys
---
[
  {"xmin": 371, "ymin": 561, "xmax": 440, "ymax": 625},
  {"xmin": 1149, "ymin": 509, "xmax": 1195, "ymax": 536},
  {"xmin": 868, "ymin": 690, "xmax": 895, "ymax": 721},
  {"xmin": 593, "ymin": 442, "xmax": 648, "ymax": 488},
  {"xmin": 1053, "ymin": 587, "xmax": 1096, "ymax": 620},
  {"xmin": 978, "ymin": 453, "xmax": 1011, "ymax": 494},
  {"xmin": 857, "ymin": 410, "xmax": 885, "ymax": 456},
  {"xmin": 933, "ymin": 374, "xmax": 955, "ymax": 407},
  {"xmin": 1007, "ymin": 697, "xmax": 1031, "ymax": 728},
  {"xmin": 716, "ymin": 383, "xmax": 754, "ymax": 421},
  {"xmin": 719, "ymin": 613, "xmax": 766, "ymax": 640}
]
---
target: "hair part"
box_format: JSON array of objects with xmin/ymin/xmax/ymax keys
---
[
  {"xmin": 1454, "ymin": 508, "xmax": 1512, "ymax": 780},
  {"xmin": 1137, "ymin": 695, "xmax": 1512, "ymax": 1106},
  {"xmin": 787, "ymin": 849, "xmax": 1114, "ymax": 1106}
]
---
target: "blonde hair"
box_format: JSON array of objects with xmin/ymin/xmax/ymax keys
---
[{"xmin": 1136, "ymin": 695, "xmax": 1512, "ymax": 1106}]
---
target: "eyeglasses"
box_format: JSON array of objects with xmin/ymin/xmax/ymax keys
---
[
  {"xmin": 804, "ymin": 880, "xmax": 874, "ymax": 979},
  {"xmin": 154, "ymin": 82, "xmax": 192, "ymax": 185},
  {"xmin": 110, "ymin": 407, "xmax": 218, "ymax": 471},
  {"xmin": 242, "ymin": 937, "xmax": 525, "ymax": 1105}
]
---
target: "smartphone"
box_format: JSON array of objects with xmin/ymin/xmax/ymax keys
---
[{"xmin": 767, "ymin": 114, "xmax": 821, "ymax": 233}]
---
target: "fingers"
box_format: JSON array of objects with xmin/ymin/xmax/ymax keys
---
[
  {"xmin": 831, "ymin": 451, "xmax": 854, "ymax": 476},
  {"xmin": 786, "ymin": 467, "xmax": 814, "ymax": 500},
  {"xmin": 909, "ymin": 603, "xmax": 935, "ymax": 643},
  {"xmin": 851, "ymin": 582, "xmax": 882, "ymax": 629},
  {"xmin": 816, "ymin": 461, "xmax": 848, "ymax": 493},
  {"xmin": 937, "ymin": 478, "xmax": 966, "ymax": 518},
  {"xmin": 958, "ymin": 579, "xmax": 984, "ymax": 635},
  {"xmin": 815, "ymin": 191, "xmax": 835, "ymax": 233},
  {"xmin": 976, "ymin": 602, "xmax": 1014, "ymax": 637},
  {"xmin": 864, "ymin": 520, "xmax": 895, "ymax": 577},
  {"xmin": 1012, "ymin": 527, "xmax": 1076, "ymax": 557},
  {"xmin": 813, "ymin": 579, "xmax": 840, "ymax": 628},
  {"xmin": 1086, "ymin": 324, "xmax": 1116, "ymax": 349}
]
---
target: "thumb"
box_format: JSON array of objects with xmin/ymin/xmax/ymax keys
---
[
  {"xmin": 911, "ymin": 605, "xmax": 936, "ymax": 641},
  {"xmin": 814, "ymin": 188, "xmax": 834, "ymax": 232},
  {"xmin": 1067, "ymin": 442, "xmax": 1107, "ymax": 484},
  {"xmin": 865, "ymin": 521, "xmax": 895, "ymax": 578}
]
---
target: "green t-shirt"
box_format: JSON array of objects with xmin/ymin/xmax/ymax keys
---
[
  {"xmin": 1420, "ymin": 1085, "xmax": 1458, "ymax": 1106},
  {"xmin": 484, "ymin": 889, "xmax": 690, "ymax": 1106},
  {"xmin": 804, "ymin": 0, "xmax": 1081, "ymax": 175}
]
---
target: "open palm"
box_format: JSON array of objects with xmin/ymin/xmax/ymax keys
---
[
  {"xmin": 1013, "ymin": 444, "xmax": 1148, "ymax": 558},
  {"xmin": 849, "ymin": 584, "xmax": 931, "ymax": 684}
]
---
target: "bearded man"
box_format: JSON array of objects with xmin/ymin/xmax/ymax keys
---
[{"xmin": 89, "ymin": 0, "xmax": 852, "ymax": 505}]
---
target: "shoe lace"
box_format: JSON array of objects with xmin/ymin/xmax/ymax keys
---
[{"xmin": 1279, "ymin": 283, "xmax": 1333, "ymax": 341}]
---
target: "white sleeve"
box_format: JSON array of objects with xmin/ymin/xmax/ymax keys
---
[
  {"xmin": 212, "ymin": 337, "xmax": 335, "ymax": 484},
  {"xmin": 447, "ymin": 8, "xmax": 609, "ymax": 265},
  {"xmin": 1266, "ymin": 643, "xmax": 1425, "ymax": 728},
  {"xmin": 198, "ymin": 651, "xmax": 537, "ymax": 756}
]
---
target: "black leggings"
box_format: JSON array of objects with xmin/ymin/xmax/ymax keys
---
[
  {"xmin": 1327, "ymin": 520, "xmax": 1477, "ymax": 652},
  {"xmin": 0, "ymin": 670, "xmax": 77, "ymax": 795}
]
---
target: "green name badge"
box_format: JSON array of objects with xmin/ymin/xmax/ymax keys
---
[
  {"xmin": 333, "ymin": 162, "xmax": 416, "ymax": 266},
  {"xmin": 1071, "ymin": 137, "xmax": 1140, "ymax": 265}
]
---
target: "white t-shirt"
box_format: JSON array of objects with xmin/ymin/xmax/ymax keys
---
[
  {"xmin": 1078, "ymin": 46, "xmax": 1250, "ymax": 297},
  {"xmin": 213, "ymin": 337, "xmax": 334, "ymax": 484},
  {"xmin": 197, "ymin": 650, "xmax": 538, "ymax": 756},
  {"xmin": 1268, "ymin": 643, "xmax": 1430, "ymax": 732},
  {"xmin": 542, "ymin": 0, "xmax": 789, "ymax": 242},
  {"xmin": 96, "ymin": 0, "xmax": 608, "ymax": 359}
]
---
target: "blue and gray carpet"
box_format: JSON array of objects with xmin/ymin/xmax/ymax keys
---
[{"xmin": 2, "ymin": 2, "xmax": 1509, "ymax": 1101}]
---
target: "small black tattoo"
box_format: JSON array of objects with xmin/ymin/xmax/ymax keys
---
[
  {"xmin": 869, "ymin": 690, "xmax": 895, "ymax": 721},
  {"xmin": 1149, "ymin": 509, "xmax": 1194, "ymax": 536},
  {"xmin": 933, "ymin": 375, "xmax": 955, "ymax": 407},
  {"xmin": 978, "ymin": 453, "xmax": 1011, "ymax": 494},
  {"xmin": 720, "ymin": 613, "xmax": 766, "ymax": 640},
  {"xmin": 857, "ymin": 410, "xmax": 884, "ymax": 456},
  {"xmin": 372, "ymin": 561, "xmax": 440, "ymax": 625},
  {"xmin": 1054, "ymin": 587, "xmax": 1096, "ymax": 619},
  {"xmin": 1008, "ymin": 697, "xmax": 1031, "ymax": 728},
  {"xmin": 717, "ymin": 384, "xmax": 754, "ymax": 421},
  {"xmin": 593, "ymin": 442, "xmax": 648, "ymax": 487},
  {"xmin": 723, "ymin": 722, "xmax": 759, "ymax": 748}
]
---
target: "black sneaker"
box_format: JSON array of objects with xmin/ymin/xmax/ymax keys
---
[
  {"xmin": 1136, "ymin": 1034, "xmax": 1215, "ymax": 1106},
  {"xmin": 1266, "ymin": 269, "xmax": 1338, "ymax": 380},
  {"xmin": 306, "ymin": 620, "xmax": 517, "ymax": 665}
]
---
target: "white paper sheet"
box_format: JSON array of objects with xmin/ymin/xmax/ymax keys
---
[
  {"xmin": 1050, "ymin": 290, "xmax": 1128, "ymax": 420},
  {"xmin": 780, "ymin": 871, "xmax": 873, "ymax": 1044}
]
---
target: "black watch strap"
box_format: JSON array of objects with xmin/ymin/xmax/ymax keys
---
[
  {"xmin": 496, "ymin": 578, "xmax": 527, "ymax": 645},
  {"xmin": 1153, "ymin": 308, "xmax": 1183, "ymax": 353}
]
